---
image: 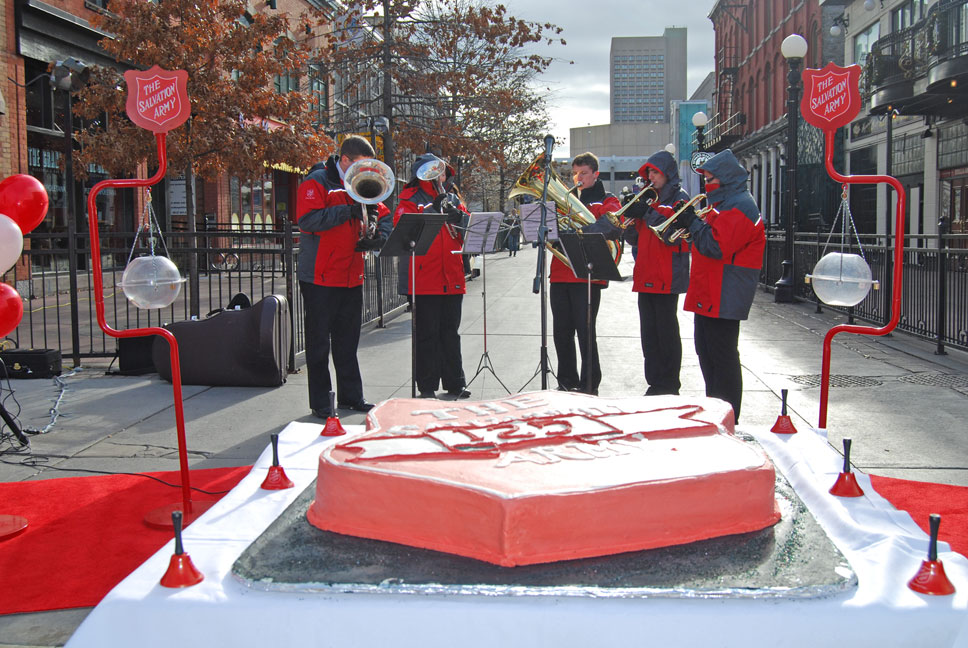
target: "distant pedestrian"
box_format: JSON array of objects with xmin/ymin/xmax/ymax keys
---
[{"xmin": 507, "ymin": 215, "xmax": 521, "ymax": 256}]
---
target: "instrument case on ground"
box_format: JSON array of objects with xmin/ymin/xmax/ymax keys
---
[
  {"xmin": 0, "ymin": 348, "xmax": 62, "ymax": 379},
  {"xmin": 152, "ymin": 294, "xmax": 290, "ymax": 387}
]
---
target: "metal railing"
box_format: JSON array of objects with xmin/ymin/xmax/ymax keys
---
[
  {"xmin": 6, "ymin": 220, "xmax": 409, "ymax": 368},
  {"xmin": 761, "ymin": 228, "xmax": 968, "ymax": 353}
]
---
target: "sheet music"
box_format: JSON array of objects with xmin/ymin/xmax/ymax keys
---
[
  {"xmin": 519, "ymin": 201, "xmax": 558, "ymax": 243},
  {"xmin": 462, "ymin": 212, "xmax": 505, "ymax": 255}
]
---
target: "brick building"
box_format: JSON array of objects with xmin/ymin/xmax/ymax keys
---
[{"xmin": 705, "ymin": 0, "xmax": 845, "ymax": 231}]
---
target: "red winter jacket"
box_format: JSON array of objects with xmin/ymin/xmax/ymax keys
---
[
  {"xmin": 295, "ymin": 156, "xmax": 391, "ymax": 288},
  {"xmin": 393, "ymin": 179, "xmax": 467, "ymax": 296},
  {"xmin": 627, "ymin": 151, "xmax": 690, "ymax": 294},
  {"xmin": 549, "ymin": 180, "xmax": 622, "ymax": 285},
  {"xmin": 682, "ymin": 151, "xmax": 765, "ymax": 320}
]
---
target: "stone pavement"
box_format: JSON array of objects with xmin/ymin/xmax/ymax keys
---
[{"xmin": 2, "ymin": 246, "xmax": 967, "ymax": 646}]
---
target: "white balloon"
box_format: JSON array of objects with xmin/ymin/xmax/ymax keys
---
[{"xmin": 0, "ymin": 213, "xmax": 24, "ymax": 274}]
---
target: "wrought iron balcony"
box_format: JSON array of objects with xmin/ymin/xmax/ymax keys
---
[
  {"xmin": 703, "ymin": 110, "xmax": 746, "ymax": 151},
  {"xmin": 863, "ymin": 0, "xmax": 968, "ymax": 117}
]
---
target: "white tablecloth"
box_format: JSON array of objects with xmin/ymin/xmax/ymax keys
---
[{"xmin": 67, "ymin": 423, "xmax": 968, "ymax": 647}]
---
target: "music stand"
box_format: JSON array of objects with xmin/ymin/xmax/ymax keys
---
[
  {"xmin": 558, "ymin": 232, "xmax": 623, "ymax": 394},
  {"xmin": 519, "ymin": 201, "xmax": 561, "ymax": 392},
  {"xmin": 380, "ymin": 212, "xmax": 448, "ymax": 397},
  {"xmin": 462, "ymin": 212, "xmax": 511, "ymax": 394}
]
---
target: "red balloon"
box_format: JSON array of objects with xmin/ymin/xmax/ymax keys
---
[
  {"xmin": 0, "ymin": 174, "xmax": 49, "ymax": 234},
  {"xmin": 0, "ymin": 283, "xmax": 24, "ymax": 338}
]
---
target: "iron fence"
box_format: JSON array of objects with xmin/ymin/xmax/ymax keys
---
[
  {"xmin": 762, "ymin": 229, "xmax": 968, "ymax": 353},
  {"xmin": 7, "ymin": 220, "xmax": 409, "ymax": 368}
]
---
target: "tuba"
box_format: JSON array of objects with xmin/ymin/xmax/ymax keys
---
[{"xmin": 508, "ymin": 154, "xmax": 622, "ymax": 272}]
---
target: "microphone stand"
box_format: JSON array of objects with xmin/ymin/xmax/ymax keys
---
[{"xmin": 531, "ymin": 142, "xmax": 554, "ymax": 390}]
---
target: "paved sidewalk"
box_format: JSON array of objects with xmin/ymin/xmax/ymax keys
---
[{"xmin": 2, "ymin": 246, "xmax": 967, "ymax": 646}]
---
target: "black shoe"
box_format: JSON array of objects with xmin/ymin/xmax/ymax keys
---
[
  {"xmin": 338, "ymin": 400, "xmax": 375, "ymax": 412},
  {"xmin": 447, "ymin": 388, "xmax": 471, "ymax": 399},
  {"xmin": 312, "ymin": 408, "xmax": 332, "ymax": 419},
  {"xmin": 418, "ymin": 391, "xmax": 437, "ymax": 399}
]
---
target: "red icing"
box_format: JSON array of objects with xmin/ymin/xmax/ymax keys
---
[{"xmin": 307, "ymin": 391, "xmax": 780, "ymax": 567}]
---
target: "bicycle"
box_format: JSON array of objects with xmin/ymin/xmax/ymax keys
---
[{"xmin": 211, "ymin": 252, "xmax": 240, "ymax": 272}]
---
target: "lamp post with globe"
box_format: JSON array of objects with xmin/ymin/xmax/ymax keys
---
[
  {"xmin": 692, "ymin": 111, "xmax": 708, "ymax": 197},
  {"xmin": 774, "ymin": 34, "xmax": 808, "ymax": 303}
]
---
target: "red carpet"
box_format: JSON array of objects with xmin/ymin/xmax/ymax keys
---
[
  {"xmin": 0, "ymin": 466, "xmax": 249, "ymax": 615},
  {"xmin": 870, "ymin": 474, "xmax": 968, "ymax": 558}
]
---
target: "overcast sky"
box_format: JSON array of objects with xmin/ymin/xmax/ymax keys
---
[{"xmin": 500, "ymin": 1, "xmax": 718, "ymax": 157}]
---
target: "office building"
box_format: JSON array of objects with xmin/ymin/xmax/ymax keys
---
[{"xmin": 610, "ymin": 28, "xmax": 687, "ymax": 123}]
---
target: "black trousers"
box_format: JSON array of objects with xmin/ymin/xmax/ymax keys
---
[
  {"xmin": 299, "ymin": 281, "xmax": 364, "ymax": 411},
  {"xmin": 638, "ymin": 292, "xmax": 682, "ymax": 395},
  {"xmin": 550, "ymin": 282, "xmax": 602, "ymax": 393},
  {"xmin": 693, "ymin": 314, "xmax": 743, "ymax": 422},
  {"xmin": 414, "ymin": 294, "xmax": 466, "ymax": 394}
]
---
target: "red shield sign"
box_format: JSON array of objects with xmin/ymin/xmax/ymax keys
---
[
  {"xmin": 801, "ymin": 62, "xmax": 862, "ymax": 132},
  {"xmin": 124, "ymin": 67, "xmax": 190, "ymax": 133}
]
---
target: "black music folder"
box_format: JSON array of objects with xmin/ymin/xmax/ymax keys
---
[
  {"xmin": 380, "ymin": 212, "xmax": 448, "ymax": 258},
  {"xmin": 558, "ymin": 232, "xmax": 624, "ymax": 282}
]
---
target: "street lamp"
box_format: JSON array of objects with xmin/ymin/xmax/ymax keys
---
[
  {"xmin": 51, "ymin": 57, "xmax": 89, "ymax": 363},
  {"xmin": 692, "ymin": 111, "xmax": 708, "ymax": 196},
  {"xmin": 775, "ymin": 34, "xmax": 807, "ymax": 304},
  {"xmin": 692, "ymin": 111, "xmax": 708, "ymax": 151}
]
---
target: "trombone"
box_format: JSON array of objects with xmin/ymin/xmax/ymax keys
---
[
  {"xmin": 649, "ymin": 194, "xmax": 711, "ymax": 242},
  {"xmin": 344, "ymin": 157, "xmax": 395, "ymax": 241}
]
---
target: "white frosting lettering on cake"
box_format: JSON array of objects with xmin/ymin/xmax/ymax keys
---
[{"xmin": 341, "ymin": 404, "xmax": 709, "ymax": 463}]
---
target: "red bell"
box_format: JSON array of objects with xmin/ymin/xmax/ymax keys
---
[
  {"xmin": 829, "ymin": 438, "xmax": 865, "ymax": 497},
  {"xmin": 908, "ymin": 515, "xmax": 956, "ymax": 596},
  {"xmin": 160, "ymin": 511, "xmax": 204, "ymax": 588},
  {"xmin": 771, "ymin": 389, "xmax": 798, "ymax": 434},
  {"xmin": 260, "ymin": 434, "xmax": 294, "ymax": 490},
  {"xmin": 320, "ymin": 391, "xmax": 346, "ymax": 436}
]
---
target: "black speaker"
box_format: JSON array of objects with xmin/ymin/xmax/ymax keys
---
[{"xmin": 117, "ymin": 337, "xmax": 156, "ymax": 375}]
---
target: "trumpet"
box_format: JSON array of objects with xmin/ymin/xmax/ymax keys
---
[
  {"xmin": 610, "ymin": 181, "xmax": 658, "ymax": 229},
  {"xmin": 649, "ymin": 194, "xmax": 711, "ymax": 243}
]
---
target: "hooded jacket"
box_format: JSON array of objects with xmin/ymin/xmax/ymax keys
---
[
  {"xmin": 549, "ymin": 179, "xmax": 622, "ymax": 284},
  {"xmin": 296, "ymin": 155, "xmax": 391, "ymax": 288},
  {"xmin": 626, "ymin": 150, "xmax": 690, "ymax": 294},
  {"xmin": 393, "ymin": 155, "xmax": 468, "ymax": 295},
  {"xmin": 682, "ymin": 149, "xmax": 764, "ymax": 320}
]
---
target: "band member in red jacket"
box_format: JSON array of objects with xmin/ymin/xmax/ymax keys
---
[
  {"xmin": 671, "ymin": 149, "xmax": 765, "ymax": 422},
  {"xmin": 296, "ymin": 136, "xmax": 391, "ymax": 419},
  {"xmin": 622, "ymin": 149, "xmax": 690, "ymax": 395},
  {"xmin": 550, "ymin": 152, "xmax": 622, "ymax": 395},
  {"xmin": 394, "ymin": 154, "xmax": 470, "ymax": 399}
]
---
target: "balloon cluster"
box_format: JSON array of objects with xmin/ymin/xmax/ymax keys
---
[{"xmin": 0, "ymin": 175, "xmax": 49, "ymax": 338}]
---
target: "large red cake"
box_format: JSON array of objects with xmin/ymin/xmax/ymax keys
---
[{"xmin": 307, "ymin": 391, "xmax": 780, "ymax": 567}]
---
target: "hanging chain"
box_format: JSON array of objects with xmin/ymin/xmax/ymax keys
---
[
  {"xmin": 125, "ymin": 188, "xmax": 173, "ymax": 266},
  {"xmin": 821, "ymin": 183, "xmax": 867, "ymax": 262}
]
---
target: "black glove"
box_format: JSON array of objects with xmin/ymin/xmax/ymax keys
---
[
  {"xmin": 354, "ymin": 237, "xmax": 384, "ymax": 252},
  {"xmin": 433, "ymin": 193, "xmax": 464, "ymax": 224},
  {"xmin": 674, "ymin": 204, "xmax": 698, "ymax": 231},
  {"xmin": 349, "ymin": 203, "xmax": 366, "ymax": 221},
  {"xmin": 622, "ymin": 199, "xmax": 649, "ymax": 221}
]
